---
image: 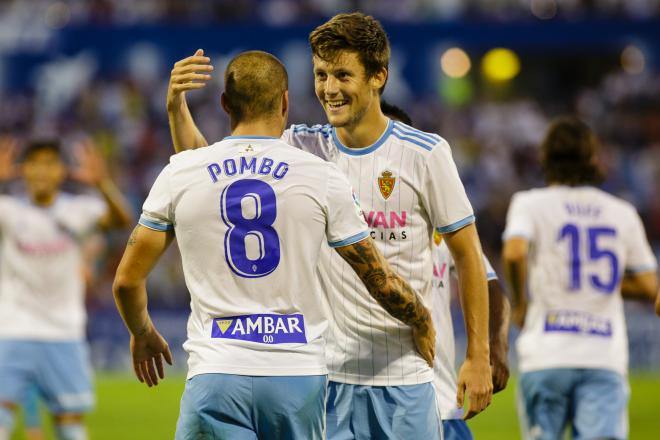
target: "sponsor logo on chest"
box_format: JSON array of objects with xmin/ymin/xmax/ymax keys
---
[{"xmin": 212, "ymin": 313, "xmax": 307, "ymax": 344}]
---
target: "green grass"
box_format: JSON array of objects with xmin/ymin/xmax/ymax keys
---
[{"xmin": 11, "ymin": 373, "xmax": 660, "ymax": 439}]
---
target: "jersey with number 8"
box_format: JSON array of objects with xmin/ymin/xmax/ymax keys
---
[
  {"xmin": 503, "ymin": 186, "xmax": 657, "ymax": 375},
  {"xmin": 139, "ymin": 137, "xmax": 369, "ymax": 379}
]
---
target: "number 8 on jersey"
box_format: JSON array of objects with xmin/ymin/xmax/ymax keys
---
[{"xmin": 221, "ymin": 179, "xmax": 281, "ymax": 278}]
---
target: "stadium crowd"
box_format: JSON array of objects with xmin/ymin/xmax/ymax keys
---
[
  {"xmin": 0, "ymin": 50, "xmax": 658, "ymax": 313},
  {"xmin": 1, "ymin": 0, "xmax": 659, "ymax": 25}
]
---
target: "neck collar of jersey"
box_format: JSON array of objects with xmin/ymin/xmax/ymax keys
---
[
  {"xmin": 331, "ymin": 119, "xmax": 394, "ymax": 156},
  {"xmin": 224, "ymin": 135, "xmax": 279, "ymax": 140}
]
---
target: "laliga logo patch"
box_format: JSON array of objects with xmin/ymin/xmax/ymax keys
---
[{"xmin": 378, "ymin": 170, "xmax": 396, "ymax": 200}]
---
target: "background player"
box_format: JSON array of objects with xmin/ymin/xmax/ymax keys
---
[
  {"xmin": 0, "ymin": 137, "xmax": 132, "ymax": 440},
  {"xmin": 166, "ymin": 13, "xmax": 493, "ymax": 438},
  {"xmin": 432, "ymin": 232, "xmax": 509, "ymax": 440},
  {"xmin": 113, "ymin": 50, "xmax": 435, "ymax": 440},
  {"xmin": 502, "ymin": 116, "xmax": 660, "ymax": 440},
  {"xmin": 382, "ymin": 101, "xmax": 511, "ymax": 439}
]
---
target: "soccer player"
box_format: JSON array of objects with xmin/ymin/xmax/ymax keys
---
[
  {"xmin": 503, "ymin": 116, "xmax": 660, "ymax": 440},
  {"xmin": 432, "ymin": 232, "xmax": 510, "ymax": 439},
  {"xmin": 0, "ymin": 137, "xmax": 132, "ymax": 440},
  {"xmin": 166, "ymin": 13, "xmax": 493, "ymax": 437},
  {"xmin": 113, "ymin": 50, "xmax": 435, "ymax": 440},
  {"xmin": 381, "ymin": 101, "xmax": 511, "ymax": 438}
]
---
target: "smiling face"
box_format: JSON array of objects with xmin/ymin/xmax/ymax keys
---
[{"xmin": 313, "ymin": 51, "xmax": 386, "ymax": 130}]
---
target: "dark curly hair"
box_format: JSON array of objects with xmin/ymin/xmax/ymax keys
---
[
  {"xmin": 309, "ymin": 12, "xmax": 390, "ymax": 93},
  {"xmin": 541, "ymin": 116, "xmax": 604, "ymax": 186}
]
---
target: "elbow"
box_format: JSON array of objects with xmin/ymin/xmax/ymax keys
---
[
  {"xmin": 502, "ymin": 249, "xmax": 526, "ymax": 266},
  {"xmin": 112, "ymin": 275, "xmax": 139, "ymax": 300},
  {"xmin": 502, "ymin": 238, "xmax": 529, "ymax": 265}
]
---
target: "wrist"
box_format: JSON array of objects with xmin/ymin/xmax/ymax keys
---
[
  {"xmin": 132, "ymin": 315, "xmax": 153, "ymax": 337},
  {"xmin": 167, "ymin": 92, "xmax": 186, "ymax": 114}
]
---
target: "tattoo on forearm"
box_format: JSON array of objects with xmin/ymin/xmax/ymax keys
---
[
  {"xmin": 337, "ymin": 239, "xmax": 431, "ymax": 328},
  {"xmin": 127, "ymin": 225, "xmax": 141, "ymax": 247}
]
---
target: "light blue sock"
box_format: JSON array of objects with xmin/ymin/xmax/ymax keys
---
[{"xmin": 55, "ymin": 423, "xmax": 87, "ymax": 440}]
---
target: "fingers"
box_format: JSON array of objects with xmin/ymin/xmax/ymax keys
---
[
  {"xmin": 172, "ymin": 83, "xmax": 207, "ymax": 93},
  {"xmin": 463, "ymin": 383, "xmax": 493, "ymax": 420},
  {"xmin": 132, "ymin": 360, "xmax": 144, "ymax": 383},
  {"xmin": 194, "ymin": 48, "xmax": 204, "ymax": 56},
  {"xmin": 155, "ymin": 353, "xmax": 165, "ymax": 379},
  {"xmin": 164, "ymin": 344, "xmax": 174, "ymax": 366},
  {"xmin": 456, "ymin": 380, "xmax": 465, "ymax": 409}
]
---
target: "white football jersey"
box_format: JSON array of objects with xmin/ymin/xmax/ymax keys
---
[
  {"xmin": 503, "ymin": 186, "xmax": 657, "ymax": 375},
  {"xmin": 140, "ymin": 136, "xmax": 369, "ymax": 378},
  {"xmin": 283, "ymin": 119, "xmax": 475, "ymax": 385},
  {"xmin": 0, "ymin": 194, "xmax": 106, "ymax": 340},
  {"xmin": 431, "ymin": 238, "xmax": 497, "ymax": 420}
]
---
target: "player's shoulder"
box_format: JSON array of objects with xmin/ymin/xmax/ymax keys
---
[
  {"xmin": 587, "ymin": 187, "xmax": 639, "ymax": 217},
  {"xmin": 389, "ymin": 120, "xmax": 447, "ymax": 155},
  {"xmin": 510, "ymin": 187, "xmax": 554, "ymax": 204}
]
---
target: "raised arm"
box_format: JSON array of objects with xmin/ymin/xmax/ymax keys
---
[
  {"xmin": 0, "ymin": 136, "xmax": 18, "ymax": 185},
  {"xmin": 444, "ymin": 223, "xmax": 493, "ymax": 419},
  {"xmin": 487, "ymin": 279, "xmax": 511, "ymax": 393},
  {"xmin": 334, "ymin": 238, "xmax": 436, "ymax": 366},
  {"xmin": 69, "ymin": 140, "xmax": 132, "ymax": 230},
  {"xmin": 166, "ymin": 49, "xmax": 212, "ymax": 152},
  {"xmin": 113, "ymin": 225, "xmax": 175, "ymax": 387}
]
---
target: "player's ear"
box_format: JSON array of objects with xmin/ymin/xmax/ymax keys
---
[
  {"xmin": 370, "ymin": 67, "xmax": 388, "ymax": 93},
  {"xmin": 220, "ymin": 93, "xmax": 230, "ymax": 115},
  {"xmin": 281, "ymin": 90, "xmax": 289, "ymax": 117}
]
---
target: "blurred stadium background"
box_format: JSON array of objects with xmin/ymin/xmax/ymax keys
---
[{"xmin": 1, "ymin": 0, "xmax": 659, "ymax": 438}]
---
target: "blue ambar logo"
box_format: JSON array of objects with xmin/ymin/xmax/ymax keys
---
[
  {"xmin": 211, "ymin": 313, "xmax": 307, "ymax": 344},
  {"xmin": 544, "ymin": 310, "xmax": 612, "ymax": 337}
]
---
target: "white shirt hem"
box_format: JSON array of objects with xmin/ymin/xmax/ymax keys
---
[{"xmin": 187, "ymin": 364, "xmax": 328, "ymax": 379}]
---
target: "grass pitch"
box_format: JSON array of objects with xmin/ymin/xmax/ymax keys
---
[{"xmin": 11, "ymin": 373, "xmax": 660, "ymax": 439}]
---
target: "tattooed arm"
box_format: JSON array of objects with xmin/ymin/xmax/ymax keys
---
[
  {"xmin": 113, "ymin": 225, "xmax": 175, "ymax": 386},
  {"xmin": 334, "ymin": 238, "xmax": 436, "ymax": 366}
]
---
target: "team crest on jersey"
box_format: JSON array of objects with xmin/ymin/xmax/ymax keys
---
[{"xmin": 378, "ymin": 170, "xmax": 396, "ymax": 200}]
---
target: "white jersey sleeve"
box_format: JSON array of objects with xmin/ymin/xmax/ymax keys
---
[
  {"xmin": 624, "ymin": 208, "xmax": 657, "ymax": 273},
  {"xmin": 282, "ymin": 125, "xmax": 338, "ymax": 161},
  {"xmin": 325, "ymin": 163, "xmax": 370, "ymax": 247},
  {"xmin": 502, "ymin": 192, "xmax": 534, "ymax": 240},
  {"xmin": 139, "ymin": 164, "xmax": 175, "ymax": 232},
  {"xmin": 421, "ymin": 139, "xmax": 474, "ymax": 233}
]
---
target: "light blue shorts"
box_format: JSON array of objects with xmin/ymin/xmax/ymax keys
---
[
  {"xmin": 0, "ymin": 340, "xmax": 94, "ymax": 415},
  {"xmin": 326, "ymin": 381, "xmax": 442, "ymax": 440},
  {"xmin": 519, "ymin": 368, "xmax": 629, "ymax": 440},
  {"xmin": 443, "ymin": 419, "xmax": 473, "ymax": 440},
  {"xmin": 175, "ymin": 373, "xmax": 327, "ymax": 440}
]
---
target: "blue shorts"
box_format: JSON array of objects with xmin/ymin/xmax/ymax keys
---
[
  {"xmin": 175, "ymin": 373, "xmax": 327, "ymax": 440},
  {"xmin": 443, "ymin": 419, "xmax": 472, "ymax": 440},
  {"xmin": 0, "ymin": 340, "xmax": 94, "ymax": 415},
  {"xmin": 519, "ymin": 368, "xmax": 629, "ymax": 440},
  {"xmin": 326, "ymin": 381, "xmax": 442, "ymax": 440}
]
